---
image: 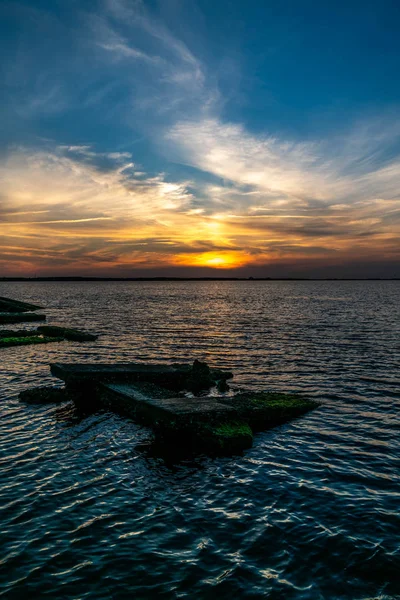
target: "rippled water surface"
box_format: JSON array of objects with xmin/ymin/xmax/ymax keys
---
[{"xmin": 0, "ymin": 281, "xmax": 399, "ymax": 599}]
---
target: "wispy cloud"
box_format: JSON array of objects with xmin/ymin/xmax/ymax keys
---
[{"xmin": 166, "ymin": 116, "xmax": 400, "ymax": 206}]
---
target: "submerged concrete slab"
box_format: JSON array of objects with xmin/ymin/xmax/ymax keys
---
[{"xmin": 0, "ymin": 312, "xmax": 46, "ymax": 324}]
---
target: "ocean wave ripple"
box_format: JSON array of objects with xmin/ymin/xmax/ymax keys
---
[{"xmin": 0, "ymin": 280, "xmax": 399, "ymax": 599}]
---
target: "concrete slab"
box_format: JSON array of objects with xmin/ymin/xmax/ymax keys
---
[
  {"xmin": 50, "ymin": 362, "xmax": 191, "ymax": 387},
  {"xmin": 0, "ymin": 297, "xmax": 43, "ymax": 312},
  {"xmin": 99, "ymin": 382, "xmax": 236, "ymax": 425},
  {"xmin": 0, "ymin": 313, "xmax": 46, "ymax": 324}
]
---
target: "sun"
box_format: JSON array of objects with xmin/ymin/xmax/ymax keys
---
[
  {"xmin": 174, "ymin": 251, "xmax": 249, "ymax": 269},
  {"xmin": 203, "ymin": 256, "xmax": 230, "ymax": 267}
]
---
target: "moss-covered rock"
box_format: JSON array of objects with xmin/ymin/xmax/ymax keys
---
[
  {"xmin": 37, "ymin": 325, "xmax": 98, "ymax": 342},
  {"xmin": 0, "ymin": 335, "xmax": 64, "ymax": 348},
  {"xmin": 227, "ymin": 391, "xmax": 320, "ymax": 431},
  {"xmin": 19, "ymin": 386, "xmax": 71, "ymax": 404}
]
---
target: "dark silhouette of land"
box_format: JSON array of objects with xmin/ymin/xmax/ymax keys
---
[{"xmin": 0, "ymin": 277, "xmax": 399, "ymax": 282}]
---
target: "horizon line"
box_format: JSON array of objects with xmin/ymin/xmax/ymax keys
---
[{"xmin": 1, "ymin": 277, "xmax": 400, "ymax": 282}]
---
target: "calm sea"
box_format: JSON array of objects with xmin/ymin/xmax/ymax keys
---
[{"xmin": 0, "ymin": 281, "xmax": 399, "ymax": 599}]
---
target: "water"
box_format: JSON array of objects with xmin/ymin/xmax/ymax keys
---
[{"xmin": 0, "ymin": 281, "xmax": 399, "ymax": 599}]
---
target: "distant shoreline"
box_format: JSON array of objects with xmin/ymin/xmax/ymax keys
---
[{"xmin": 1, "ymin": 277, "xmax": 399, "ymax": 282}]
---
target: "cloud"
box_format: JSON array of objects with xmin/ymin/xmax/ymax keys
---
[
  {"xmin": 88, "ymin": 0, "xmax": 215, "ymax": 119},
  {"xmin": 166, "ymin": 116, "xmax": 400, "ymax": 205},
  {"xmin": 0, "ymin": 0, "xmax": 399, "ymax": 276}
]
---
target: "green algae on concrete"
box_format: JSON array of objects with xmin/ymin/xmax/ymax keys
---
[
  {"xmin": 196, "ymin": 420, "xmax": 253, "ymax": 453},
  {"xmin": 0, "ymin": 313, "xmax": 46, "ymax": 324},
  {"xmin": 19, "ymin": 386, "xmax": 71, "ymax": 404},
  {"xmin": 37, "ymin": 325, "xmax": 98, "ymax": 342},
  {"xmin": 227, "ymin": 391, "xmax": 320, "ymax": 431},
  {"xmin": 0, "ymin": 335, "xmax": 64, "ymax": 348}
]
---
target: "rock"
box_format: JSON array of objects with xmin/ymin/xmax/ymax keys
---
[
  {"xmin": 216, "ymin": 379, "xmax": 230, "ymax": 393},
  {"xmin": 185, "ymin": 359, "xmax": 214, "ymax": 392},
  {"xmin": 37, "ymin": 325, "xmax": 98, "ymax": 342},
  {"xmin": 19, "ymin": 386, "xmax": 71, "ymax": 404},
  {"xmin": 210, "ymin": 368, "xmax": 234, "ymax": 382}
]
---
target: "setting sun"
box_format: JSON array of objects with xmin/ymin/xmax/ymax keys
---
[{"xmin": 174, "ymin": 251, "xmax": 249, "ymax": 269}]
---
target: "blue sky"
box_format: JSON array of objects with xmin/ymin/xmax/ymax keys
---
[{"xmin": 1, "ymin": 0, "xmax": 400, "ymax": 277}]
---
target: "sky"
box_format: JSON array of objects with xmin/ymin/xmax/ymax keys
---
[{"xmin": 1, "ymin": 0, "xmax": 400, "ymax": 278}]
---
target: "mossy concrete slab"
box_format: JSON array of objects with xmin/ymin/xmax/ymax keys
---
[
  {"xmin": 99, "ymin": 383, "xmax": 251, "ymax": 454},
  {"xmin": 226, "ymin": 391, "xmax": 320, "ymax": 431},
  {"xmin": 0, "ymin": 296, "xmax": 43, "ymax": 313},
  {"xmin": 0, "ymin": 313, "xmax": 46, "ymax": 324},
  {"xmin": 0, "ymin": 335, "xmax": 64, "ymax": 348}
]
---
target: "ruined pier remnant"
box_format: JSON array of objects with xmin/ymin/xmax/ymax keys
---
[
  {"xmin": 39, "ymin": 360, "xmax": 319, "ymax": 454},
  {"xmin": 0, "ymin": 297, "xmax": 98, "ymax": 347},
  {"xmin": 50, "ymin": 360, "xmax": 232, "ymax": 391},
  {"xmin": 0, "ymin": 326, "xmax": 98, "ymax": 348}
]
